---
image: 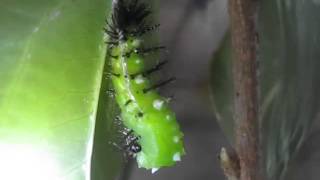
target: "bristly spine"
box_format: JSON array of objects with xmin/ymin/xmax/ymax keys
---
[{"xmin": 105, "ymin": 0, "xmax": 151, "ymax": 43}]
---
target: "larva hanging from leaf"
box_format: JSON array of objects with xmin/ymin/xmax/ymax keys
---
[{"xmin": 105, "ymin": 0, "xmax": 185, "ymax": 172}]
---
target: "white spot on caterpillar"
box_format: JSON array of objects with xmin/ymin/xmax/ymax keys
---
[
  {"xmin": 151, "ymin": 168, "xmax": 159, "ymax": 174},
  {"xmin": 135, "ymin": 59, "xmax": 141, "ymax": 64},
  {"xmin": 153, "ymin": 99, "xmax": 164, "ymax": 110},
  {"xmin": 132, "ymin": 39, "xmax": 141, "ymax": 47},
  {"xmin": 173, "ymin": 152, "xmax": 181, "ymax": 161},
  {"xmin": 166, "ymin": 115, "xmax": 172, "ymax": 121},
  {"xmin": 135, "ymin": 75, "xmax": 144, "ymax": 84},
  {"xmin": 173, "ymin": 136, "xmax": 179, "ymax": 143}
]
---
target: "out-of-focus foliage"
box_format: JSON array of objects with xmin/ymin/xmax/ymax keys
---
[
  {"xmin": 259, "ymin": 0, "xmax": 320, "ymax": 179},
  {"xmin": 210, "ymin": 0, "xmax": 320, "ymax": 180},
  {"xmin": 0, "ymin": 0, "xmax": 121, "ymax": 179},
  {"xmin": 210, "ymin": 33, "xmax": 234, "ymax": 144}
]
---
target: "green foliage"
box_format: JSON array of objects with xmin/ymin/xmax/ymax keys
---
[
  {"xmin": 0, "ymin": 0, "xmax": 120, "ymax": 179},
  {"xmin": 210, "ymin": 33, "xmax": 234, "ymax": 145},
  {"xmin": 259, "ymin": 0, "xmax": 320, "ymax": 179}
]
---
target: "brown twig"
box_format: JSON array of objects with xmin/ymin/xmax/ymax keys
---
[
  {"xmin": 219, "ymin": 147, "xmax": 240, "ymax": 180},
  {"xmin": 227, "ymin": 0, "xmax": 260, "ymax": 180}
]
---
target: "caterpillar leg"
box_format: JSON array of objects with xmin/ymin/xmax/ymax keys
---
[{"xmin": 109, "ymin": 128, "xmax": 141, "ymax": 158}]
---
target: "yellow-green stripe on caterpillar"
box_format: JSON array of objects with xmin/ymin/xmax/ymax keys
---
[{"xmin": 105, "ymin": 0, "xmax": 185, "ymax": 172}]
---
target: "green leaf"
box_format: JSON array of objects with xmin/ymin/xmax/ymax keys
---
[
  {"xmin": 209, "ymin": 33, "xmax": 234, "ymax": 145},
  {"xmin": 259, "ymin": 1, "xmax": 320, "ymax": 179},
  {"xmin": 0, "ymin": 0, "xmax": 120, "ymax": 179}
]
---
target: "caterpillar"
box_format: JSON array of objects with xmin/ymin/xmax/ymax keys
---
[{"xmin": 104, "ymin": 0, "xmax": 185, "ymax": 172}]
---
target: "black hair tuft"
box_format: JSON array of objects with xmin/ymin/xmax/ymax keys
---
[{"xmin": 105, "ymin": 0, "xmax": 151, "ymax": 42}]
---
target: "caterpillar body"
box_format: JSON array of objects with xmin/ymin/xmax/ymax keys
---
[{"xmin": 105, "ymin": 0, "xmax": 185, "ymax": 171}]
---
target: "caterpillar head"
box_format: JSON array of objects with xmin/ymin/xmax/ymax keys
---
[{"xmin": 110, "ymin": 0, "xmax": 151, "ymax": 42}]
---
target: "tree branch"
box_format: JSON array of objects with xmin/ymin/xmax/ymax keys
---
[
  {"xmin": 219, "ymin": 147, "xmax": 240, "ymax": 180},
  {"xmin": 228, "ymin": 0, "xmax": 260, "ymax": 180}
]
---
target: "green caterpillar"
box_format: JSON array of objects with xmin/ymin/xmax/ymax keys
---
[{"xmin": 105, "ymin": 0, "xmax": 185, "ymax": 172}]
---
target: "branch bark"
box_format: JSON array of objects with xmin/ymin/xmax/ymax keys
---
[
  {"xmin": 228, "ymin": 0, "xmax": 260, "ymax": 180},
  {"xmin": 219, "ymin": 147, "xmax": 240, "ymax": 180}
]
